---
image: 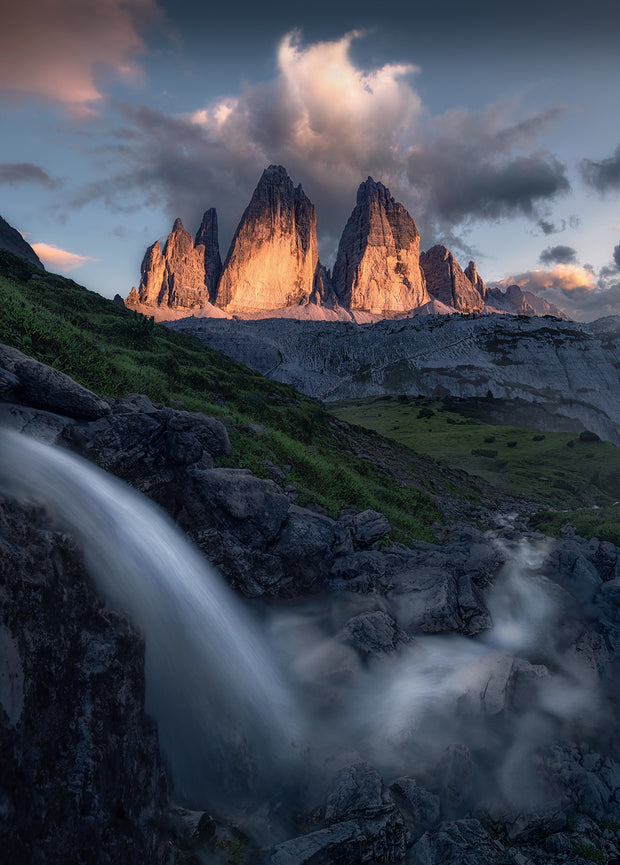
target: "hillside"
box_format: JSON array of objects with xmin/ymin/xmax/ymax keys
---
[{"xmin": 0, "ymin": 248, "xmax": 488, "ymax": 544}]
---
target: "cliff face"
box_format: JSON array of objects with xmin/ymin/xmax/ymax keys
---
[
  {"xmin": 216, "ymin": 165, "xmax": 320, "ymax": 312},
  {"xmin": 420, "ymin": 245, "xmax": 485, "ymax": 313},
  {"xmin": 486, "ymin": 284, "xmax": 569, "ymax": 319},
  {"xmin": 129, "ymin": 213, "xmax": 221, "ymax": 310},
  {"xmin": 0, "ymin": 500, "xmax": 170, "ymax": 865},
  {"xmin": 333, "ymin": 178, "xmax": 429, "ymax": 313},
  {"xmin": 464, "ymin": 260, "xmax": 486, "ymax": 300},
  {"xmin": 126, "ymin": 165, "xmax": 569, "ymax": 323}
]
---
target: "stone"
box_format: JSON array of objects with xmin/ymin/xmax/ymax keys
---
[
  {"xmin": 217, "ymin": 165, "xmax": 321, "ymax": 312},
  {"xmin": 324, "ymin": 762, "xmax": 385, "ymax": 822},
  {"xmin": 409, "ymin": 818, "xmax": 506, "ymax": 865},
  {"xmin": 333, "ymin": 178, "xmax": 429, "ymax": 313},
  {"xmin": 346, "ymin": 508, "xmax": 392, "ymax": 549},
  {"xmin": 389, "ymin": 778, "xmax": 440, "ymax": 838},
  {"xmin": 271, "ymin": 506, "xmax": 353, "ymax": 592},
  {"xmin": 420, "ymin": 245, "xmax": 485, "ymax": 313},
  {"xmin": 0, "ymin": 343, "xmax": 110, "ymax": 420},
  {"xmin": 0, "ymin": 497, "xmax": 170, "ymax": 863},
  {"xmin": 339, "ymin": 610, "xmax": 411, "ymax": 658}
]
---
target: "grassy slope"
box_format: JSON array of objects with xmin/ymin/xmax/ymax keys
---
[
  {"xmin": 331, "ymin": 395, "xmax": 620, "ymax": 544},
  {"xmin": 0, "ymin": 250, "xmax": 454, "ymax": 544}
]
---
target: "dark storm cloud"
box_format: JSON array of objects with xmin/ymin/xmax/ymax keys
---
[
  {"xmin": 580, "ymin": 144, "xmax": 620, "ymax": 192},
  {"xmin": 0, "ymin": 162, "xmax": 61, "ymax": 189},
  {"xmin": 614, "ymin": 242, "xmax": 620, "ymax": 270},
  {"xmin": 66, "ymin": 32, "xmax": 570, "ymax": 261},
  {"xmin": 539, "ymin": 245, "xmax": 577, "ymax": 265}
]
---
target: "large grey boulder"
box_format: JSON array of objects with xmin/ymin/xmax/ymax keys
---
[{"xmin": 0, "ymin": 343, "xmax": 110, "ymax": 420}]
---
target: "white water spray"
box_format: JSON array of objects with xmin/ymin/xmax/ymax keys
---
[{"xmin": 0, "ymin": 429, "xmax": 606, "ymax": 818}]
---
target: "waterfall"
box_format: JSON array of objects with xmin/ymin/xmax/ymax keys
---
[
  {"xmin": 0, "ymin": 429, "xmax": 301, "ymax": 808},
  {"xmin": 0, "ymin": 428, "xmax": 605, "ymax": 819}
]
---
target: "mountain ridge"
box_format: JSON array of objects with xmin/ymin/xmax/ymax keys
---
[{"xmin": 126, "ymin": 166, "xmax": 568, "ymax": 322}]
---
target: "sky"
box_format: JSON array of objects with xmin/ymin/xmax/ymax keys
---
[{"xmin": 1, "ymin": 0, "xmax": 620, "ymax": 320}]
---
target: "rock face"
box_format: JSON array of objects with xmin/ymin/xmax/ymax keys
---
[
  {"xmin": 487, "ymin": 283, "xmax": 568, "ymax": 318},
  {"xmin": 216, "ymin": 165, "xmax": 321, "ymax": 312},
  {"xmin": 171, "ymin": 314, "xmax": 620, "ymax": 444},
  {"xmin": 420, "ymin": 245, "xmax": 485, "ymax": 313},
  {"xmin": 126, "ymin": 165, "xmax": 569, "ymax": 322},
  {"xmin": 0, "ymin": 498, "xmax": 170, "ymax": 865},
  {"xmin": 464, "ymin": 260, "xmax": 486, "ymax": 300},
  {"xmin": 195, "ymin": 207, "xmax": 222, "ymax": 299},
  {"xmin": 0, "ymin": 215, "xmax": 43, "ymax": 268},
  {"xmin": 333, "ymin": 178, "xmax": 429, "ymax": 313},
  {"xmin": 128, "ymin": 212, "xmax": 221, "ymax": 309}
]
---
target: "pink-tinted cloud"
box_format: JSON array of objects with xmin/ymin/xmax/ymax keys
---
[
  {"xmin": 493, "ymin": 263, "xmax": 620, "ymax": 321},
  {"xmin": 32, "ymin": 243, "xmax": 99, "ymax": 272},
  {"xmin": 0, "ymin": 0, "xmax": 163, "ymax": 108},
  {"xmin": 497, "ymin": 264, "xmax": 596, "ymax": 294}
]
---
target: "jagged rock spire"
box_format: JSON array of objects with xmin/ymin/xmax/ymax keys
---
[
  {"xmin": 332, "ymin": 177, "xmax": 429, "ymax": 313},
  {"xmin": 215, "ymin": 165, "xmax": 321, "ymax": 312},
  {"xmin": 420, "ymin": 245, "xmax": 485, "ymax": 313}
]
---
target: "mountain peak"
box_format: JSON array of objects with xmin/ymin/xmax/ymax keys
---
[
  {"xmin": 215, "ymin": 167, "xmax": 320, "ymax": 312},
  {"xmin": 334, "ymin": 178, "xmax": 428, "ymax": 313},
  {"xmin": 420, "ymin": 245, "xmax": 485, "ymax": 313}
]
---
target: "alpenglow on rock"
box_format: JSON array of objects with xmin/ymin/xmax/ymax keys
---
[
  {"xmin": 333, "ymin": 178, "xmax": 429, "ymax": 313},
  {"xmin": 215, "ymin": 165, "xmax": 321, "ymax": 313},
  {"xmin": 127, "ymin": 211, "xmax": 221, "ymax": 309},
  {"xmin": 464, "ymin": 260, "xmax": 486, "ymax": 301},
  {"xmin": 420, "ymin": 245, "xmax": 485, "ymax": 313}
]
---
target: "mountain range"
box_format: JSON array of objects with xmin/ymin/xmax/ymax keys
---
[{"xmin": 125, "ymin": 165, "xmax": 567, "ymax": 322}]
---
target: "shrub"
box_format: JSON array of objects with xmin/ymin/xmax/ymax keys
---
[
  {"xmin": 506, "ymin": 441, "xmax": 518, "ymax": 448},
  {"xmin": 483, "ymin": 435, "xmax": 496, "ymax": 443},
  {"xmin": 579, "ymin": 430, "xmax": 601, "ymax": 443},
  {"xmin": 471, "ymin": 448, "xmax": 498, "ymax": 458},
  {"xmin": 532, "ymin": 434, "xmax": 546, "ymax": 441},
  {"xmin": 417, "ymin": 407, "xmax": 434, "ymax": 419}
]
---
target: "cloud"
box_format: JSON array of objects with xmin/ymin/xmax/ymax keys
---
[
  {"xmin": 67, "ymin": 30, "xmax": 570, "ymax": 261},
  {"xmin": 0, "ymin": 162, "xmax": 60, "ymax": 189},
  {"xmin": 581, "ymin": 144, "xmax": 620, "ymax": 192},
  {"xmin": 32, "ymin": 243, "xmax": 99, "ymax": 272},
  {"xmin": 536, "ymin": 215, "xmax": 580, "ymax": 235},
  {"xmin": 539, "ymin": 245, "xmax": 577, "ymax": 266},
  {"xmin": 0, "ymin": 0, "xmax": 163, "ymax": 108},
  {"xmin": 496, "ymin": 260, "xmax": 620, "ymax": 321},
  {"xmin": 614, "ymin": 242, "xmax": 620, "ymax": 270}
]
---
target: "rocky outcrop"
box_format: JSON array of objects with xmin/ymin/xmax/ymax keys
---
[
  {"xmin": 127, "ymin": 212, "xmax": 221, "ymax": 310},
  {"xmin": 169, "ymin": 314, "xmax": 620, "ymax": 444},
  {"xmin": 0, "ymin": 215, "xmax": 43, "ymax": 268},
  {"xmin": 333, "ymin": 178, "xmax": 429, "ymax": 313},
  {"xmin": 0, "ymin": 498, "xmax": 170, "ymax": 865},
  {"xmin": 216, "ymin": 165, "xmax": 321, "ymax": 313},
  {"xmin": 126, "ymin": 165, "xmax": 570, "ymax": 322},
  {"xmin": 420, "ymin": 245, "xmax": 485, "ymax": 312},
  {"xmin": 486, "ymin": 283, "xmax": 568, "ymax": 318},
  {"xmin": 464, "ymin": 260, "xmax": 486, "ymax": 300},
  {"xmin": 194, "ymin": 207, "xmax": 222, "ymax": 299}
]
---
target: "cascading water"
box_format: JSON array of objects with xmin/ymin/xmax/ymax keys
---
[
  {"xmin": 0, "ymin": 429, "xmax": 301, "ymax": 808},
  {"xmin": 0, "ymin": 429, "xmax": 606, "ymax": 822}
]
